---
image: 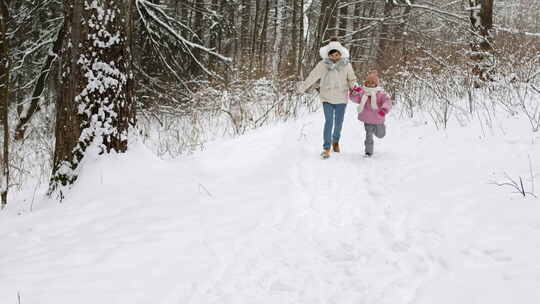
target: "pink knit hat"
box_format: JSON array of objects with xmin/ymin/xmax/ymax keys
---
[{"xmin": 364, "ymin": 71, "xmax": 380, "ymax": 87}]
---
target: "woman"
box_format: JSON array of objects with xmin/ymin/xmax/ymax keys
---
[{"xmin": 298, "ymin": 38, "xmax": 358, "ymax": 159}]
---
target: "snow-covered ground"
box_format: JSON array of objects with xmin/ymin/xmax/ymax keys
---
[{"xmin": 2, "ymin": 107, "xmax": 540, "ymax": 304}]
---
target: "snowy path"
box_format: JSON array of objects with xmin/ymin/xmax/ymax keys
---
[{"xmin": 2, "ymin": 109, "xmax": 540, "ymax": 304}]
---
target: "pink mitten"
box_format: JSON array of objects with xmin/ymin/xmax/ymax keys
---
[
  {"xmin": 349, "ymin": 89, "xmax": 362, "ymax": 103},
  {"xmin": 377, "ymin": 109, "xmax": 387, "ymax": 117}
]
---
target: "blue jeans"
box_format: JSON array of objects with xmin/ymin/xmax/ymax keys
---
[{"xmin": 322, "ymin": 102, "xmax": 347, "ymax": 149}]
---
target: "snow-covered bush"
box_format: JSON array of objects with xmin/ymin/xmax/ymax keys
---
[{"xmin": 137, "ymin": 78, "xmax": 319, "ymax": 159}]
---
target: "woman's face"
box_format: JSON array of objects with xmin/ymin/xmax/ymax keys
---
[{"xmin": 328, "ymin": 51, "xmax": 342, "ymax": 62}]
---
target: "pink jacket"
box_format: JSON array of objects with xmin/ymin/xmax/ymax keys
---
[{"xmin": 349, "ymin": 89, "xmax": 392, "ymax": 125}]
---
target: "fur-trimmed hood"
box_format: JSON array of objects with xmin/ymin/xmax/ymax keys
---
[{"xmin": 319, "ymin": 41, "xmax": 350, "ymax": 59}]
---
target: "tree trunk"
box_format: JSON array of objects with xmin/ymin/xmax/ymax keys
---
[
  {"xmin": 14, "ymin": 21, "xmax": 66, "ymax": 141},
  {"xmin": 350, "ymin": 1, "xmax": 365, "ymax": 61},
  {"xmin": 209, "ymin": 0, "xmax": 221, "ymax": 74},
  {"xmin": 240, "ymin": 0, "xmax": 252, "ymax": 76},
  {"xmin": 326, "ymin": 0, "xmax": 338, "ymax": 38},
  {"xmin": 272, "ymin": 0, "xmax": 286, "ymax": 79},
  {"xmin": 0, "ymin": 0, "xmax": 9, "ymax": 209},
  {"xmin": 286, "ymin": 0, "xmax": 299, "ymax": 77},
  {"xmin": 376, "ymin": 0, "xmax": 395, "ymax": 73},
  {"xmin": 469, "ymin": 0, "xmax": 495, "ymax": 85},
  {"xmin": 312, "ymin": 0, "xmax": 338, "ymax": 66},
  {"xmin": 190, "ymin": 0, "xmax": 205, "ymax": 76},
  {"xmin": 258, "ymin": 0, "xmax": 270, "ymax": 75},
  {"xmin": 49, "ymin": 0, "xmax": 134, "ymax": 200},
  {"xmin": 297, "ymin": 0, "xmax": 304, "ymax": 77},
  {"xmin": 338, "ymin": 0, "xmax": 348, "ymax": 40},
  {"xmin": 249, "ymin": 0, "xmax": 261, "ymax": 74}
]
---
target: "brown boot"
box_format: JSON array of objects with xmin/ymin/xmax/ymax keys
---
[
  {"xmin": 320, "ymin": 148, "xmax": 331, "ymax": 159},
  {"xmin": 332, "ymin": 142, "xmax": 340, "ymax": 153}
]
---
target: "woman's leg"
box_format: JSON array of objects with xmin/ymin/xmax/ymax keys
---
[
  {"xmin": 322, "ymin": 102, "xmax": 334, "ymax": 150},
  {"xmin": 332, "ymin": 103, "xmax": 347, "ymax": 144}
]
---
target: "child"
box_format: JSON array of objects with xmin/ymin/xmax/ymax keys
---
[{"xmin": 349, "ymin": 72, "xmax": 392, "ymax": 157}]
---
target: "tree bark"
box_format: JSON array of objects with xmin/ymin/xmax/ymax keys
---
[
  {"xmin": 286, "ymin": 0, "xmax": 299, "ymax": 77},
  {"xmin": 469, "ymin": 0, "xmax": 495, "ymax": 85},
  {"xmin": 376, "ymin": 0, "xmax": 395, "ymax": 73},
  {"xmin": 258, "ymin": 0, "xmax": 270, "ymax": 75},
  {"xmin": 297, "ymin": 0, "xmax": 304, "ymax": 77},
  {"xmin": 190, "ymin": 0, "xmax": 205, "ymax": 76},
  {"xmin": 249, "ymin": 0, "xmax": 261, "ymax": 74},
  {"xmin": 350, "ymin": 0, "xmax": 365, "ymax": 61},
  {"xmin": 0, "ymin": 0, "xmax": 9, "ymax": 209},
  {"xmin": 272, "ymin": 0, "xmax": 286, "ymax": 79},
  {"xmin": 312, "ymin": 0, "xmax": 338, "ymax": 66},
  {"xmin": 338, "ymin": 0, "xmax": 348, "ymax": 40},
  {"xmin": 240, "ymin": 0, "xmax": 252, "ymax": 69},
  {"xmin": 49, "ymin": 0, "xmax": 134, "ymax": 200},
  {"xmin": 14, "ymin": 21, "xmax": 66, "ymax": 141},
  {"xmin": 326, "ymin": 0, "xmax": 338, "ymax": 38}
]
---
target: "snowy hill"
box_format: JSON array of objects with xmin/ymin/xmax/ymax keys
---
[{"xmin": 2, "ymin": 109, "xmax": 540, "ymax": 304}]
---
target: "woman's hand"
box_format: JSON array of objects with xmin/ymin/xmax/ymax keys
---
[{"xmin": 351, "ymin": 84, "xmax": 363, "ymax": 95}]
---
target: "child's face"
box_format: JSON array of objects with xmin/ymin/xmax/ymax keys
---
[{"xmin": 364, "ymin": 80, "xmax": 377, "ymax": 88}]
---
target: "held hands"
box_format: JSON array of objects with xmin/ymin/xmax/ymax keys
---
[{"xmin": 351, "ymin": 84, "xmax": 363, "ymax": 95}]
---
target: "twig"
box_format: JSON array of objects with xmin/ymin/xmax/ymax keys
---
[
  {"xmin": 529, "ymin": 155, "xmax": 535, "ymax": 195},
  {"xmin": 198, "ymin": 183, "xmax": 212, "ymax": 197},
  {"xmin": 490, "ymin": 172, "xmax": 537, "ymax": 198}
]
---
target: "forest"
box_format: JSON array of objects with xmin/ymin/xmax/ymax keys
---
[{"xmin": 1, "ymin": 0, "xmax": 539, "ymax": 206}]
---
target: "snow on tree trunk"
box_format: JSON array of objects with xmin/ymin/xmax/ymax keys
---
[
  {"xmin": 0, "ymin": 0, "xmax": 9, "ymax": 209},
  {"xmin": 49, "ymin": 0, "xmax": 134, "ymax": 200},
  {"xmin": 469, "ymin": 0, "xmax": 495, "ymax": 86}
]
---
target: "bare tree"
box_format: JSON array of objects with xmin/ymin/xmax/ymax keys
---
[
  {"xmin": 272, "ymin": 0, "xmax": 286, "ymax": 79},
  {"xmin": 0, "ymin": 0, "xmax": 9, "ymax": 208},
  {"xmin": 13, "ymin": 21, "xmax": 65, "ymax": 140},
  {"xmin": 312, "ymin": 0, "xmax": 338, "ymax": 64},
  {"xmin": 376, "ymin": 0, "xmax": 396, "ymax": 72}
]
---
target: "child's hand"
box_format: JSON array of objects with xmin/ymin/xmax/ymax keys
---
[{"xmin": 377, "ymin": 109, "xmax": 387, "ymax": 117}]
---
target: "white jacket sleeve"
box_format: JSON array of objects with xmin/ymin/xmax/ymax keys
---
[
  {"xmin": 299, "ymin": 61, "xmax": 325, "ymax": 93},
  {"xmin": 346, "ymin": 63, "xmax": 358, "ymax": 89}
]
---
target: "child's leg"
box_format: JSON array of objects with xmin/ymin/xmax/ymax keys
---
[
  {"xmin": 374, "ymin": 124, "xmax": 386, "ymax": 138},
  {"xmin": 364, "ymin": 123, "xmax": 375, "ymax": 155}
]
